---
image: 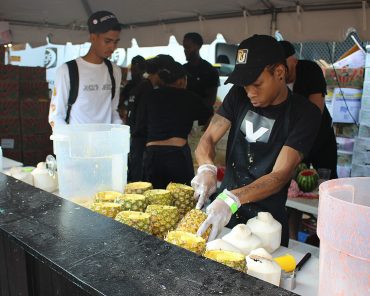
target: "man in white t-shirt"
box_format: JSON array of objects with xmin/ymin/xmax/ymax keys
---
[{"xmin": 49, "ymin": 11, "xmax": 123, "ymax": 126}]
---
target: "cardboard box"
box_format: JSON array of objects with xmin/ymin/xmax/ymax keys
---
[
  {"xmin": 332, "ymin": 88, "xmax": 362, "ymax": 123},
  {"xmin": 325, "ymin": 68, "xmax": 364, "ymax": 89}
]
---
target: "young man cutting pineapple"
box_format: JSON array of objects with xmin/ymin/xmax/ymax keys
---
[{"xmin": 191, "ymin": 35, "xmax": 321, "ymax": 246}]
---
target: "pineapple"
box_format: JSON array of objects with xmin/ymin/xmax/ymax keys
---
[
  {"xmin": 115, "ymin": 211, "xmax": 152, "ymax": 234},
  {"xmin": 124, "ymin": 182, "xmax": 153, "ymax": 194},
  {"xmin": 144, "ymin": 189, "xmax": 173, "ymax": 206},
  {"xmin": 116, "ymin": 194, "xmax": 147, "ymax": 212},
  {"xmin": 145, "ymin": 205, "xmax": 179, "ymax": 238},
  {"xmin": 176, "ymin": 209, "xmax": 211, "ymax": 241},
  {"xmin": 166, "ymin": 183, "xmax": 196, "ymax": 218},
  {"xmin": 204, "ymin": 250, "xmax": 246, "ymax": 272},
  {"xmin": 94, "ymin": 191, "xmax": 122, "ymax": 203},
  {"xmin": 90, "ymin": 202, "xmax": 122, "ymax": 218},
  {"xmin": 165, "ymin": 230, "xmax": 206, "ymax": 255}
]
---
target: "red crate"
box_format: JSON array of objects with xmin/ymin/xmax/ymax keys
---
[
  {"xmin": 19, "ymin": 66, "xmax": 46, "ymax": 81},
  {"xmin": 22, "ymin": 150, "xmax": 49, "ymax": 166},
  {"xmin": 0, "ymin": 99, "xmax": 19, "ymax": 117},
  {"xmin": 20, "ymin": 118, "xmax": 40, "ymax": 135},
  {"xmin": 20, "ymin": 99, "xmax": 39, "ymax": 118},
  {"xmin": 0, "ymin": 80, "xmax": 19, "ymax": 100},
  {"xmin": 0, "ymin": 134, "xmax": 22, "ymax": 151},
  {"xmin": 22, "ymin": 134, "xmax": 43, "ymax": 150},
  {"xmin": 2, "ymin": 150, "xmax": 22, "ymax": 163},
  {"xmin": 38, "ymin": 100, "xmax": 51, "ymax": 117},
  {"xmin": 0, "ymin": 118, "xmax": 21, "ymax": 135},
  {"xmin": 0, "ymin": 65, "xmax": 20, "ymax": 81},
  {"xmin": 19, "ymin": 81, "xmax": 49, "ymax": 100}
]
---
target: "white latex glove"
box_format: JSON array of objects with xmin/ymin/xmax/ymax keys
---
[
  {"xmin": 197, "ymin": 189, "xmax": 241, "ymax": 241},
  {"xmin": 191, "ymin": 164, "xmax": 217, "ymax": 209}
]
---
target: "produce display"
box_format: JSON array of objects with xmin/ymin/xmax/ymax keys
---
[
  {"xmin": 87, "ymin": 185, "xmax": 286, "ymax": 277},
  {"xmin": 145, "ymin": 205, "xmax": 179, "ymax": 238},
  {"xmin": 144, "ymin": 189, "xmax": 173, "ymax": 206},
  {"xmin": 176, "ymin": 209, "xmax": 211, "ymax": 240},
  {"xmin": 115, "ymin": 211, "xmax": 152, "ymax": 234},
  {"xmin": 296, "ymin": 169, "xmax": 319, "ymax": 192},
  {"xmin": 204, "ymin": 250, "xmax": 246, "ymax": 272},
  {"xmin": 116, "ymin": 194, "xmax": 147, "ymax": 212},
  {"xmin": 165, "ymin": 230, "xmax": 206, "ymax": 255},
  {"xmin": 166, "ymin": 183, "xmax": 196, "ymax": 218}
]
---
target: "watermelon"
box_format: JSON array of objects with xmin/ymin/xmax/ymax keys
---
[
  {"xmin": 294, "ymin": 163, "xmax": 308, "ymax": 179},
  {"xmin": 296, "ymin": 169, "xmax": 319, "ymax": 192}
]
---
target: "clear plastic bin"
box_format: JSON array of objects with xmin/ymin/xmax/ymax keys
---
[
  {"xmin": 351, "ymin": 163, "xmax": 370, "ymax": 177},
  {"xmin": 317, "ymin": 178, "xmax": 370, "ymax": 295},
  {"xmin": 51, "ymin": 124, "xmax": 130, "ymax": 204}
]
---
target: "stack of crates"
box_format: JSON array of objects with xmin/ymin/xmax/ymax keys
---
[
  {"xmin": 0, "ymin": 65, "xmax": 53, "ymax": 166},
  {"xmin": 351, "ymin": 45, "xmax": 370, "ymax": 176}
]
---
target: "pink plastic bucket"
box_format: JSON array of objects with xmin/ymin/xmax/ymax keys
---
[{"xmin": 317, "ymin": 177, "xmax": 370, "ymax": 296}]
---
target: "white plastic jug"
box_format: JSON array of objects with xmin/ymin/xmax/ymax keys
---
[
  {"xmin": 222, "ymin": 224, "xmax": 262, "ymax": 255},
  {"xmin": 246, "ymin": 212, "xmax": 282, "ymax": 253},
  {"xmin": 31, "ymin": 162, "xmax": 58, "ymax": 192},
  {"xmin": 317, "ymin": 177, "xmax": 370, "ymax": 296}
]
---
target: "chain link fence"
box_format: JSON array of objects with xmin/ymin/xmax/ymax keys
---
[{"xmin": 291, "ymin": 35, "xmax": 369, "ymax": 64}]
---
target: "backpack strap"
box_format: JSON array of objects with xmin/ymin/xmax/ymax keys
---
[
  {"xmin": 104, "ymin": 59, "xmax": 116, "ymax": 100},
  {"xmin": 65, "ymin": 60, "xmax": 79, "ymax": 124}
]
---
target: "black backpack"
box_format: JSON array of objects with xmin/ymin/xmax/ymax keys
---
[{"xmin": 65, "ymin": 59, "xmax": 116, "ymax": 123}]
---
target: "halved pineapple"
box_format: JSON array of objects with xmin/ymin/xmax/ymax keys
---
[
  {"xmin": 204, "ymin": 250, "xmax": 246, "ymax": 272},
  {"xmin": 124, "ymin": 182, "xmax": 153, "ymax": 194},
  {"xmin": 165, "ymin": 230, "xmax": 206, "ymax": 255}
]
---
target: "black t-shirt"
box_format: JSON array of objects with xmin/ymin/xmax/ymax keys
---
[
  {"xmin": 217, "ymin": 85, "xmax": 322, "ymax": 161},
  {"xmin": 293, "ymin": 60, "xmax": 337, "ymax": 176},
  {"xmin": 183, "ymin": 58, "xmax": 220, "ymax": 99},
  {"xmin": 146, "ymin": 87, "xmax": 212, "ymax": 142},
  {"xmin": 126, "ymin": 79, "xmax": 154, "ymax": 135}
]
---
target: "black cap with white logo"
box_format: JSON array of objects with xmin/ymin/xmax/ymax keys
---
[
  {"xmin": 87, "ymin": 11, "xmax": 120, "ymax": 34},
  {"xmin": 225, "ymin": 35, "xmax": 285, "ymax": 86}
]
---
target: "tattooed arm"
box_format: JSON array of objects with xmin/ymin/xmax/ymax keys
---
[
  {"xmin": 195, "ymin": 114, "xmax": 231, "ymax": 165},
  {"xmin": 232, "ymin": 145, "xmax": 303, "ymax": 204}
]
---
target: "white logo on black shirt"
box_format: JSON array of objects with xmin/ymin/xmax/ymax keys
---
[{"xmin": 240, "ymin": 111, "xmax": 275, "ymax": 143}]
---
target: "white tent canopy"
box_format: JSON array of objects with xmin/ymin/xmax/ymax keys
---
[{"xmin": 1, "ymin": 0, "xmax": 369, "ymax": 46}]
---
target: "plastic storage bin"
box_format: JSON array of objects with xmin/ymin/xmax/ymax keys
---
[
  {"xmin": 317, "ymin": 178, "xmax": 370, "ymax": 295},
  {"xmin": 51, "ymin": 124, "xmax": 130, "ymax": 204}
]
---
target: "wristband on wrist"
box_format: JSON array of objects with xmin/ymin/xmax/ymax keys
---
[{"xmin": 217, "ymin": 192, "xmax": 239, "ymax": 214}]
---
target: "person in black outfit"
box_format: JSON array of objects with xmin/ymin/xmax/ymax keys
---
[
  {"xmin": 191, "ymin": 35, "xmax": 321, "ymax": 245},
  {"xmin": 118, "ymin": 55, "xmax": 146, "ymax": 123},
  {"xmin": 279, "ymin": 40, "xmax": 338, "ymax": 179},
  {"xmin": 143, "ymin": 61, "xmax": 212, "ymax": 189},
  {"xmin": 127, "ymin": 55, "xmax": 174, "ymax": 182},
  {"xmin": 183, "ymin": 32, "xmax": 220, "ymax": 125}
]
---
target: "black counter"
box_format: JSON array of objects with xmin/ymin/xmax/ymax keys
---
[{"xmin": 0, "ymin": 173, "xmax": 296, "ymax": 296}]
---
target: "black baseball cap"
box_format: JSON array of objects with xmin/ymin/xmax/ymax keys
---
[
  {"xmin": 225, "ymin": 34, "xmax": 285, "ymax": 86},
  {"xmin": 279, "ymin": 40, "xmax": 296, "ymax": 58},
  {"xmin": 88, "ymin": 11, "xmax": 120, "ymax": 34}
]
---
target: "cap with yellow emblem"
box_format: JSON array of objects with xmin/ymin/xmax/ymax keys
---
[{"xmin": 225, "ymin": 34, "xmax": 285, "ymax": 86}]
